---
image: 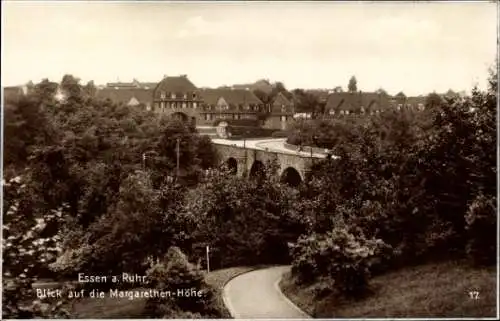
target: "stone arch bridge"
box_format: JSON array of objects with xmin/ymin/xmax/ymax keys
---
[{"xmin": 212, "ymin": 139, "xmax": 329, "ymax": 186}]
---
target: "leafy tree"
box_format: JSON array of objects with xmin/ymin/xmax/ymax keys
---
[
  {"xmin": 2, "ymin": 174, "xmax": 74, "ymax": 318},
  {"xmin": 376, "ymin": 88, "xmax": 388, "ymax": 95},
  {"xmin": 425, "ymin": 92, "xmax": 444, "ymax": 110},
  {"xmin": 348, "ymin": 76, "xmax": 357, "ymax": 92},
  {"xmin": 291, "ymin": 89, "xmax": 318, "ymax": 114},
  {"xmin": 84, "ymin": 80, "xmax": 97, "ymax": 98},
  {"xmin": 183, "ymin": 164, "xmax": 308, "ymax": 269},
  {"xmin": 333, "ymin": 86, "xmax": 343, "ymax": 93}
]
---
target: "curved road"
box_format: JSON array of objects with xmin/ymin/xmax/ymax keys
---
[
  {"xmin": 211, "ymin": 137, "xmax": 329, "ymax": 159},
  {"xmin": 223, "ymin": 266, "xmax": 310, "ymax": 319}
]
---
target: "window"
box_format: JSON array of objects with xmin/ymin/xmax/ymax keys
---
[
  {"xmin": 281, "ymin": 105, "xmax": 286, "ymax": 113},
  {"xmin": 182, "ymin": 102, "xmax": 187, "ymax": 109},
  {"xmin": 193, "ymin": 93, "xmax": 197, "ymax": 99},
  {"xmin": 397, "ymin": 104, "xmax": 402, "ymax": 110},
  {"xmin": 172, "ymin": 102, "xmax": 176, "ymax": 108},
  {"xmin": 160, "ymin": 102, "xmax": 165, "ymax": 110},
  {"xmin": 193, "ymin": 102, "xmax": 197, "ymax": 109},
  {"xmin": 183, "ymin": 93, "xmax": 187, "ymax": 99},
  {"xmin": 160, "ymin": 92, "xmax": 166, "ymax": 99},
  {"xmin": 171, "ymin": 93, "xmax": 176, "ymax": 99},
  {"xmin": 281, "ymin": 115, "xmax": 287, "ymax": 122},
  {"xmin": 345, "ymin": 110, "xmax": 350, "ymax": 115}
]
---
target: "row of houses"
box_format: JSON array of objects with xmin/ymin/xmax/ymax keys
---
[
  {"xmin": 4, "ymin": 75, "xmax": 462, "ymax": 131},
  {"xmin": 95, "ymin": 75, "xmax": 295, "ymax": 130}
]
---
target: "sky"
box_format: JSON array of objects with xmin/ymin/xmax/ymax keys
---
[{"xmin": 2, "ymin": 1, "xmax": 498, "ymax": 96}]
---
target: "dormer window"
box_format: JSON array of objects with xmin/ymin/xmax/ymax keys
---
[{"xmin": 160, "ymin": 91, "xmax": 166, "ymax": 99}]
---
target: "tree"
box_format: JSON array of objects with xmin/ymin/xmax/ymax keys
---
[
  {"xmin": 348, "ymin": 76, "xmax": 357, "ymax": 92},
  {"xmin": 84, "ymin": 80, "xmax": 97, "ymax": 98},
  {"xmin": 291, "ymin": 89, "xmax": 318, "ymax": 114},
  {"xmin": 395, "ymin": 91, "xmax": 406, "ymax": 99},
  {"xmin": 425, "ymin": 92, "xmax": 443, "ymax": 110},
  {"xmin": 333, "ymin": 86, "xmax": 343, "ymax": 93},
  {"xmin": 376, "ymin": 88, "xmax": 388, "ymax": 95}
]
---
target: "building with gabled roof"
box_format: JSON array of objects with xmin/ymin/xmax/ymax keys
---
[
  {"xmin": 106, "ymin": 78, "xmax": 158, "ymax": 90},
  {"xmin": 96, "ymin": 88, "xmax": 153, "ymax": 109},
  {"xmin": 264, "ymin": 92, "xmax": 295, "ymax": 130},
  {"xmin": 199, "ymin": 88, "xmax": 263, "ymax": 125},
  {"xmin": 325, "ymin": 91, "xmax": 391, "ymax": 116}
]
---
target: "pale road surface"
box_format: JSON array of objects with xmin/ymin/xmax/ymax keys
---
[
  {"xmin": 211, "ymin": 137, "xmax": 329, "ymax": 159},
  {"xmin": 223, "ymin": 266, "xmax": 310, "ymax": 319}
]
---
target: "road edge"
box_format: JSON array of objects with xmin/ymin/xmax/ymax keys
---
[
  {"xmin": 221, "ymin": 266, "xmax": 266, "ymax": 318},
  {"xmin": 273, "ymin": 273, "xmax": 311, "ymax": 319}
]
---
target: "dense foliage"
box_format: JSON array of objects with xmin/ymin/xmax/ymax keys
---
[
  {"xmin": 288, "ymin": 68, "xmax": 497, "ymax": 295},
  {"xmin": 182, "ymin": 162, "xmax": 309, "ymax": 269},
  {"xmin": 2, "ymin": 75, "xmax": 217, "ymax": 318},
  {"xmin": 2, "ymin": 67, "xmax": 496, "ymax": 316}
]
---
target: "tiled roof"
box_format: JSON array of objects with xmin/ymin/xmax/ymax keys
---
[
  {"xmin": 232, "ymin": 79, "xmax": 273, "ymax": 94},
  {"xmin": 305, "ymin": 89, "xmax": 330, "ymax": 103},
  {"xmin": 325, "ymin": 92, "xmax": 391, "ymax": 113},
  {"xmin": 153, "ymin": 75, "xmax": 198, "ymax": 99},
  {"xmin": 271, "ymin": 92, "xmax": 294, "ymax": 114},
  {"xmin": 96, "ymin": 88, "xmax": 153, "ymax": 105},
  {"xmin": 200, "ymin": 88, "xmax": 262, "ymax": 109},
  {"xmin": 106, "ymin": 82, "xmax": 137, "ymax": 88},
  {"xmin": 140, "ymin": 82, "xmax": 158, "ymax": 89}
]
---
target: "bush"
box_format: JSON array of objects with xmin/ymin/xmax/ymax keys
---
[
  {"xmin": 144, "ymin": 247, "xmax": 220, "ymax": 318},
  {"xmin": 290, "ymin": 227, "xmax": 390, "ymax": 297},
  {"xmin": 465, "ymin": 193, "xmax": 497, "ymax": 266}
]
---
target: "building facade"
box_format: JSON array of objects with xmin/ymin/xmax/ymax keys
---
[{"xmin": 263, "ymin": 92, "xmax": 295, "ymax": 130}]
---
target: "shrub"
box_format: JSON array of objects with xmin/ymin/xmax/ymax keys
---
[
  {"xmin": 465, "ymin": 193, "xmax": 497, "ymax": 266},
  {"xmin": 2, "ymin": 176, "xmax": 73, "ymax": 318},
  {"xmin": 290, "ymin": 227, "xmax": 390, "ymax": 297},
  {"xmin": 144, "ymin": 247, "xmax": 220, "ymax": 318}
]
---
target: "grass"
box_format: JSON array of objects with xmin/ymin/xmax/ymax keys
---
[
  {"xmin": 280, "ymin": 261, "xmax": 497, "ymax": 318},
  {"xmin": 70, "ymin": 266, "xmax": 257, "ymax": 318}
]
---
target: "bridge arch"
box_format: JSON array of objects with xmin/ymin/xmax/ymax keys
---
[
  {"xmin": 249, "ymin": 160, "xmax": 266, "ymax": 180},
  {"xmin": 171, "ymin": 112, "xmax": 189, "ymax": 122},
  {"xmin": 280, "ymin": 167, "xmax": 302, "ymax": 187},
  {"xmin": 226, "ymin": 157, "xmax": 238, "ymax": 175}
]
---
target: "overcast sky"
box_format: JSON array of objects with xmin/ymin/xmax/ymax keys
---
[{"xmin": 2, "ymin": 1, "xmax": 498, "ymax": 96}]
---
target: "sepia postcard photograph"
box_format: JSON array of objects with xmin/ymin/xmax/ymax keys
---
[{"xmin": 1, "ymin": 0, "xmax": 498, "ymax": 319}]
